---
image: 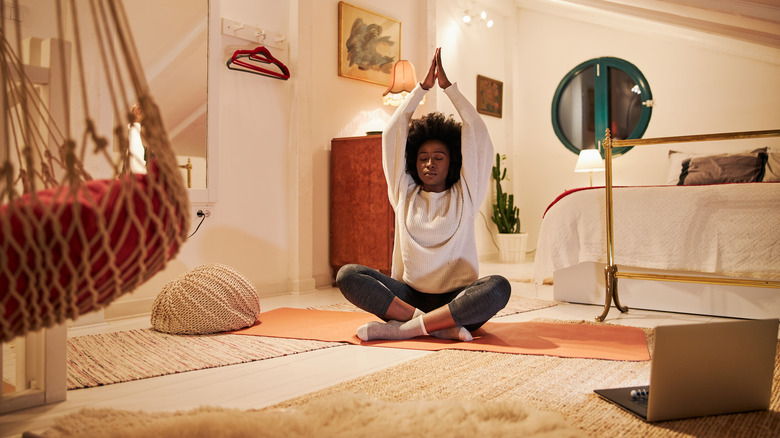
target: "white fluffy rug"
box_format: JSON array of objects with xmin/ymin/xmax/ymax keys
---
[{"xmin": 30, "ymin": 392, "xmax": 581, "ymax": 438}]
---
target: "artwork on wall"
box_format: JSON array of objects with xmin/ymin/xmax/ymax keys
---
[
  {"xmin": 476, "ymin": 75, "xmax": 503, "ymax": 118},
  {"xmin": 338, "ymin": 1, "xmax": 401, "ymax": 86}
]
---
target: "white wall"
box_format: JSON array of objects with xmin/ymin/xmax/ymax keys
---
[
  {"xmin": 433, "ymin": 0, "xmax": 517, "ymax": 257},
  {"xmin": 306, "ymin": 0, "xmax": 432, "ymax": 290},
  {"xmin": 113, "ymin": 0, "xmax": 444, "ymax": 317},
  {"xmin": 304, "ymin": 0, "xmax": 516, "ymax": 289},
  {"xmin": 108, "ymin": 0, "xmax": 297, "ymax": 318},
  {"xmin": 512, "ymin": 2, "xmax": 780, "ymax": 252}
]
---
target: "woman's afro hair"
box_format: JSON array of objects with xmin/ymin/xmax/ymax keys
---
[{"xmin": 405, "ymin": 112, "xmax": 462, "ymax": 189}]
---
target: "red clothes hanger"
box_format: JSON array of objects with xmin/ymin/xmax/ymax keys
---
[{"xmin": 227, "ymin": 46, "xmax": 290, "ymax": 80}]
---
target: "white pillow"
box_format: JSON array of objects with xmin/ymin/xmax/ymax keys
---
[{"xmin": 763, "ymin": 152, "xmax": 780, "ymax": 182}]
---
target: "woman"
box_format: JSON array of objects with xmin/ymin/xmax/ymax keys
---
[{"xmin": 336, "ymin": 48, "xmax": 511, "ymax": 342}]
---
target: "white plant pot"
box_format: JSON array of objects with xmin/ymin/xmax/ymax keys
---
[{"xmin": 497, "ymin": 232, "xmax": 528, "ymax": 264}]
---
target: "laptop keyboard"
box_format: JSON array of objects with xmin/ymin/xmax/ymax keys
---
[{"xmin": 630, "ymin": 388, "xmax": 649, "ymax": 407}]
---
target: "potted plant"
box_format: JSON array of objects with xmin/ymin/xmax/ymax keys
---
[{"xmin": 491, "ymin": 153, "xmax": 528, "ymax": 263}]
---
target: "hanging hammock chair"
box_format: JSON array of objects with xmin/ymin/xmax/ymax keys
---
[{"xmin": 1, "ymin": 0, "xmax": 190, "ymax": 343}]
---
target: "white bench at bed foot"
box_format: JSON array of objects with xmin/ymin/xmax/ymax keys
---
[{"xmin": 554, "ymin": 262, "xmax": 780, "ymax": 320}]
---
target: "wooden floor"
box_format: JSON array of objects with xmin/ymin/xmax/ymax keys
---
[{"xmin": 0, "ymin": 258, "xmax": 742, "ymax": 437}]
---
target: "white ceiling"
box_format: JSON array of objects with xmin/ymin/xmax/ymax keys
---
[{"xmin": 515, "ymin": 0, "xmax": 780, "ymax": 49}]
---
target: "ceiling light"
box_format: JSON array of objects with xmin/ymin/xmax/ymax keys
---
[{"xmin": 462, "ymin": 14, "xmax": 472, "ymax": 24}]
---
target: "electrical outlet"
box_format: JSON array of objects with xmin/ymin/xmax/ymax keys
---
[{"xmin": 197, "ymin": 209, "xmax": 211, "ymax": 218}]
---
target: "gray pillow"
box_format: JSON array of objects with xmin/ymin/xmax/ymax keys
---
[
  {"xmin": 679, "ymin": 149, "xmax": 767, "ymax": 185},
  {"xmin": 763, "ymin": 152, "xmax": 780, "ymax": 182}
]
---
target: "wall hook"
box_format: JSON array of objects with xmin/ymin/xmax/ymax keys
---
[{"xmin": 221, "ymin": 18, "xmax": 287, "ymax": 51}]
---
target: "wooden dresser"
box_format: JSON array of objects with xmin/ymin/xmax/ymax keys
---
[{"xmin": 330, "ymin": 135, "xmax": 394, "ymax": 278}]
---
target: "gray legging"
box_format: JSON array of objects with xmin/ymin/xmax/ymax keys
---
[{"xmin": 336, "ymin": 264, "xmax": 511, "ymax": 332}]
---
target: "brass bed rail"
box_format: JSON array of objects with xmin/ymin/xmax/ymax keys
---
[{"xmin": 598, "ymin": 128, "xmax": 780, "ymax": 322}]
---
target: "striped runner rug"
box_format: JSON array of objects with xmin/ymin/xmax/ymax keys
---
[{"xmin": 67, "ymin": 331, "xmax": 338, "ymax": 390}]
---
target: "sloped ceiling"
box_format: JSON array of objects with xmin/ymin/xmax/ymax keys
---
[
  {"xmin": 516, "ymin": 0, "xmax": 780, "ymax": 49},
  {"xmin": 123, "ymin": 0, "xmax": 207, "ymax": 159}
]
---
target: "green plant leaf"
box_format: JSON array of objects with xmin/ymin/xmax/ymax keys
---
[{"xmin": 490, "ymin": 153, "xmax": 521, "ymax": 234}]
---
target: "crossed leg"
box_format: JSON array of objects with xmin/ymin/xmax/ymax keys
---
[{"xmin": 336, "ymin": 264, "xmax": 511, "ymax": 341}]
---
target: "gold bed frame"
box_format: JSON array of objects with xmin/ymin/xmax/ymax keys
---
[{"xmin": 597, "ymin": 128, "xmax": 780, "ymax": 322}]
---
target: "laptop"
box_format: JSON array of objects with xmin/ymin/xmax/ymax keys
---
[{"xmin": 595, "ymin": 318, "xmax": 778, "ymax": 422}]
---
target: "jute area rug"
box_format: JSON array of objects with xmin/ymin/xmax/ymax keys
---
[
  {"xmin": 66, "ymin": 296, "xmax": 558, "ymax": 389},
  {"xmin": 271, "ymin": 337, "xmax": 780, "ymax": 438}
]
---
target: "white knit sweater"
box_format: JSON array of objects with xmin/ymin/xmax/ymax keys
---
[{"xmin": 382, "ymin": 83, "xmax": 494, "ymax": 293}]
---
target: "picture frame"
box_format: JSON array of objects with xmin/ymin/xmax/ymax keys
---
[
  {"xmin": 476, "ymin": 75, "xmax": 503, "ymax": 118},
  {"xmin": 338, "ymin": 1, "xmax": 401, "ymax": 86}
]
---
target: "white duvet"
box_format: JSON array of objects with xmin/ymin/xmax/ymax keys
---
[{"xmin": 532, "ymin": 182, "xmax": 780, "ymax": 284}]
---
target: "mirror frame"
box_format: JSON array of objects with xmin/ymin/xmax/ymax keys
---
[
  {"xmin": 189, "ymin": 0, "xmax": 219, "ymax": 204},
  {"xmin": 551, "ymin": 57, "xmax": 653, "ymax": 157}
]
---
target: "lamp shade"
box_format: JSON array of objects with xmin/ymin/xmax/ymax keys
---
[
  {"xmin": 383, "ymin": 60, "xmax": 418, "ymax": 106},
  {"xmin": 574, "ymin": 149, "xmax": 606, "ymax": 172}
]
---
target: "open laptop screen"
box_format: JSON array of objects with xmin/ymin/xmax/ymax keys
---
[{"xmin": 595, "ymin": 318, "xmax": 778, "ymax": 422}]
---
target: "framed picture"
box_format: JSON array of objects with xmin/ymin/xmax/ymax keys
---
[
  {"xmin": 338, "ymin": 1, "xmax": 401, "ymax": 86},
  {"xmin": 476, "ymin": 75, "xmax": 503, "ymax": 118}
]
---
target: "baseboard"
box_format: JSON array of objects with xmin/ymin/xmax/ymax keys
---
[
  {"xmin": 289, "ymin": 277, "xmax": 318, "ymax": 294},
  {"xmin": 70, "ymin": 309, "xmax": 106, "ymax": 327},
  {"xmin": 102, "ymin": 279, "xmax": 323, "ymax": 320},
  {"xmin": 313, "ymin": 273, "xmax": 334, "ymax": 289},
  {"xmin": 104, "ymin": 297, "xmax": 155, "ymax": 321}
]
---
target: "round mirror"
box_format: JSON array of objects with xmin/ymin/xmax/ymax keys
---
[{"xmin": 552, "ymin": 57, "xmax": 653, "ymax": 157}]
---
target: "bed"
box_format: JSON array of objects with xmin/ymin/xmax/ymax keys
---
[{"xmin": 533, "ymin": 129, "xmax": 780, "ymax": 321}]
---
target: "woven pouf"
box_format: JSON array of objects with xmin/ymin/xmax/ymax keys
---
[{"xmin": 151, "ymin": 264, "xmax": 260, "ymax": 335}]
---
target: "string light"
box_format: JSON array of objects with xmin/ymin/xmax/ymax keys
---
[{"xmin": 462, "ymin": 8, "xmax": 495, "ymax": 28}]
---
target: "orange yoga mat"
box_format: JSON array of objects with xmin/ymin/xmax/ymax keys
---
[{"xmin": 231, "ymin": 308, "xmax": 650, "ymax": 361}]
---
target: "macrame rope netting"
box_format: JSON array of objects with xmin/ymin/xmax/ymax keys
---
[{"xmin": 0, "ymin": 0, "xmax": 190, "ymax": 343}]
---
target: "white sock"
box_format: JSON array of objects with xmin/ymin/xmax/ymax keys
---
[
  {"xmin": 412, "ymin": 308, "xmax": 472, "ymax": 342},
  {"xmin": 430, "ymin": 326, "xmax": 473, "ymax": 342},
  {"xmin": 357, "ymin": 316, "xmax": 428, "ymax": 341}
]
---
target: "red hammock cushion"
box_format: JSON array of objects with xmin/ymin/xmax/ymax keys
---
[{"xmin": 1, "ymin": 167, "xmax": 185, "ymax": 342}]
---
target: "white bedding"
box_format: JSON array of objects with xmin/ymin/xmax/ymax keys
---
[{"xmin": 532, "ymin": 182, "xmax": 780, "ymax": 284}]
